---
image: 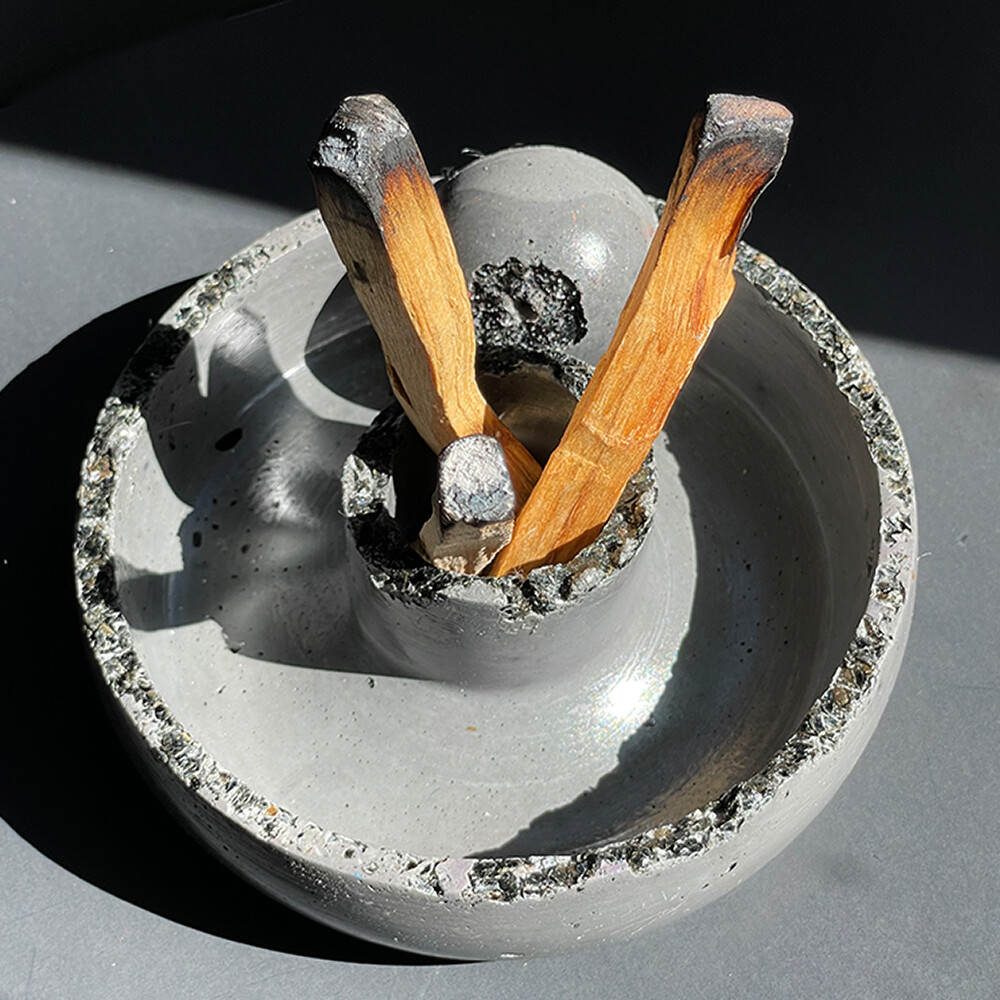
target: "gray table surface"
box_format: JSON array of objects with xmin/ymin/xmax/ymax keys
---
[{"xmin": 1, "ymin": 142, "xmax": 997, "ymax": 999}]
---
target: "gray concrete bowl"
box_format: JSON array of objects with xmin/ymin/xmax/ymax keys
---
[{"xmin": 74, "ymin": 210, "xmax": 916, "ymax": 959}]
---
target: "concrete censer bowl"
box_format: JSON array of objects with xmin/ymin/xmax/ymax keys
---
[{"xmin": 74, "ymin": 147, "xmax": 917, "ymax": 960}]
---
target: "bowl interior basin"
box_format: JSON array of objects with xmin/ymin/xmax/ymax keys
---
[{"xmin": 107, "ymin": 230, "xmax": 879, "ymax": 858}]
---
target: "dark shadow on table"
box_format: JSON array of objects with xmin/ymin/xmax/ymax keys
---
[{"xmin": 0, "ymin": 283, "xmax": 452, "ymax": 965}]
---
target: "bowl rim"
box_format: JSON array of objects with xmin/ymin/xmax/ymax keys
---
[{"xmin": 73, "ymin": 209, "xmax": 917, "ymax": 906}]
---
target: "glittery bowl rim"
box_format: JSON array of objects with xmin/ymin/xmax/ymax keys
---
[{"xmin": 73, "ymin": 209, "xmax": 916, "ymax": 909}]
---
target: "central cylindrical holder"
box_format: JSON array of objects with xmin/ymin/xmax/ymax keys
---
[{"xmin": 341, "ymin": 348, "xmax": 659, "ymax": 688}]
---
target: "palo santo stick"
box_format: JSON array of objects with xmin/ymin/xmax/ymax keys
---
[
  {"xmin": 309, "ymin": 94, "xmax": 541, "ymax": 508},
  {"xmin": 490, "ymin": 94, "xmax": 792, "ymax": 576},
  {"xmin": 418, "ymin": 434, "xmax": 516, "ymax": 574}
]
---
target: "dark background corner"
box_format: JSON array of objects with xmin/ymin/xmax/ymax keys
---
[{"xmin": 1, "ymin": 0, "xmax": 996, "ymax": 354}]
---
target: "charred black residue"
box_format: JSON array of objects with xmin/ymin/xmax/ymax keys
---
[
  {"xmin": 471, "ymin": 258, "xmax": 586, "ymax": 354},
  {"xmin": 342, "ymin": 405, "xmax": 454, "ymax": 605},
  {"xmin": 115, "ymin": 324, "xmax": 190, "ymax": 405},
  {"xmin": 320, "ymin": 120, "xmax": 360, "ymax": 155},
  {"xmin": 351, "ymin": 406, "xmax": 406, "ymax": 476},
  {"xmin": 342, "ymin": 354, "xmax": 657, "ymax": 617}
]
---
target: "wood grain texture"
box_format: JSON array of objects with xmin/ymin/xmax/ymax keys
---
[
  {"xmin": 309, "ymin": 94, "xmax": 540, "ymax": 507},
  {"xmin": 490, "ymin": 94, "xmax": 792, "ymax": 576}
]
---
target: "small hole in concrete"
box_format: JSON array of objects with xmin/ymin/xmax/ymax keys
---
[
  {"xmin": 514, "ymin": 297, "xmax": 538, "ymax": 322},
  {"xmin": 214, "ymin": 427, "xmax": 243, "ymax": 451}
]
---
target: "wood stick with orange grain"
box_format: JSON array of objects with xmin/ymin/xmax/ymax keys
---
[
  {"xmin": 308, "ymin": 94, "xmax": 541, "ymax": 510},
  {"xmin": 490, "ymin": 94, "xmax": 792, "ymax": 577}
]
